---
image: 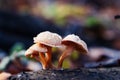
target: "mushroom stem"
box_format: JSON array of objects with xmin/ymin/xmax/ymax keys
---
[
  {"xmin": 33, "ymin": 53, "xmax": 46, "ymax": 69},
  {"xmin": 45, "ymin": 47, "xmax": 53, "ymax": 69},
  {"xmin": 58, "ymin": 47, "xmax": 74, "ymax": 69},
  {"xmin": 39, "ymin": 53, "xmax": 47, "ymax": 69}
]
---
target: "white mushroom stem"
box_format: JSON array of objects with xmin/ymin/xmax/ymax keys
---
[{"xmin": 58, "ymin": 47, "xmax": 74, "ymax": 68}]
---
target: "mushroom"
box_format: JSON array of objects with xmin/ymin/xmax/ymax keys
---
[
  {"xmin": 58, "ymin": 34, "xmax": 88, "ymax": 68},
  {"xmin": 25, "ymin": 43, "xmax": 47, "ymax": 69},
  {"xmin": 33, "ymin": 31, "xmax": 62, "ymax": 69}
]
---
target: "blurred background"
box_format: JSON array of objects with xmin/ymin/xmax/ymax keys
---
[{"xmin": 0, "ymin": 0, "xmax": 120, "ymax": 74}]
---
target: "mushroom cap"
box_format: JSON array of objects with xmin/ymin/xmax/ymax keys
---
[
  {"xmin": 33, "ymin": 31, "xmax": 62, "ymax": 47},
  {"xmin": 25, "ymin": 44, "xmax": 47, "ymax": 57},
  {"xmin": 62, "ymin": 34, "xmax": 88, "ymax": 54}
]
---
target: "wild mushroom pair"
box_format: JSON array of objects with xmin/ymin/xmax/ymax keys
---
[
  {"xmin": 25, "ymin": 31, "xmax": 88, "ymax": 70},
  {"xmin": 25, "ymin": 31, "xmax": 62, "ymax": 69}
]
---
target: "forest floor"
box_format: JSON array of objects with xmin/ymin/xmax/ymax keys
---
[{"xmin": 8, "ymin": 67, "xmax": 120, "ymax": 80}]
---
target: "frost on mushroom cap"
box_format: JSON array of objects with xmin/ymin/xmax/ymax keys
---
[
  {"xmin": 33, "ymin": 31, "xmax": 62, "ymax": 47},
  {"xmin": 25, "ymin": 44, "xmax": 47, "ymax": 57},
  {"xmin": 62, "ymin": 34, "xmax": 88, "ymax": 54}
]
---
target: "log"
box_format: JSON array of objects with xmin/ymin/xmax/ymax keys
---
[{"xmin": 8, "ymin": 67, "xmax": 120, "ymax": 80}]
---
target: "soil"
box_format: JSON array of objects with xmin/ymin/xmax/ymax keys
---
[{"xmin": 8, "ymin": 67, "xmax": 120, "ymax": 80}]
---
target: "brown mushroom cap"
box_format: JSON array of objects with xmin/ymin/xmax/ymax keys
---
[
  {"xmin": 33, "ymin": 31, "xmax": 62, "ymax": 47},
  {"xmin": 62, "ymin": 34, "xmax": 88, "ymax": 54},
  {"xmin": 25, "ymin": 44, "xmax": 47, "ymax": 57}
]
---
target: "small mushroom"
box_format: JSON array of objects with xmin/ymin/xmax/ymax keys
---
[
  {"xmin": 25, "ymin": 43, "xmax": 47, "ymax": 69},
  {"xmin": 58, "ymin": 34, "xmax": 88, "ymax": 68},
  {"xmin": 34, "ymin": 31, "xmax": 62, "ymax": 69}
]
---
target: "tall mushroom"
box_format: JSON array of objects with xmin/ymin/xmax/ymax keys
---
[
  {"xmin": 34, "ymin": 31, "xmax": 62, "ymax": 69},
  {"xmin": 58, "ymin": 34, "xmax": 88, "ymax": 68},
  {"xmin": 25, "ymin": 43, "xmax": 47, "ymax": 69}
]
